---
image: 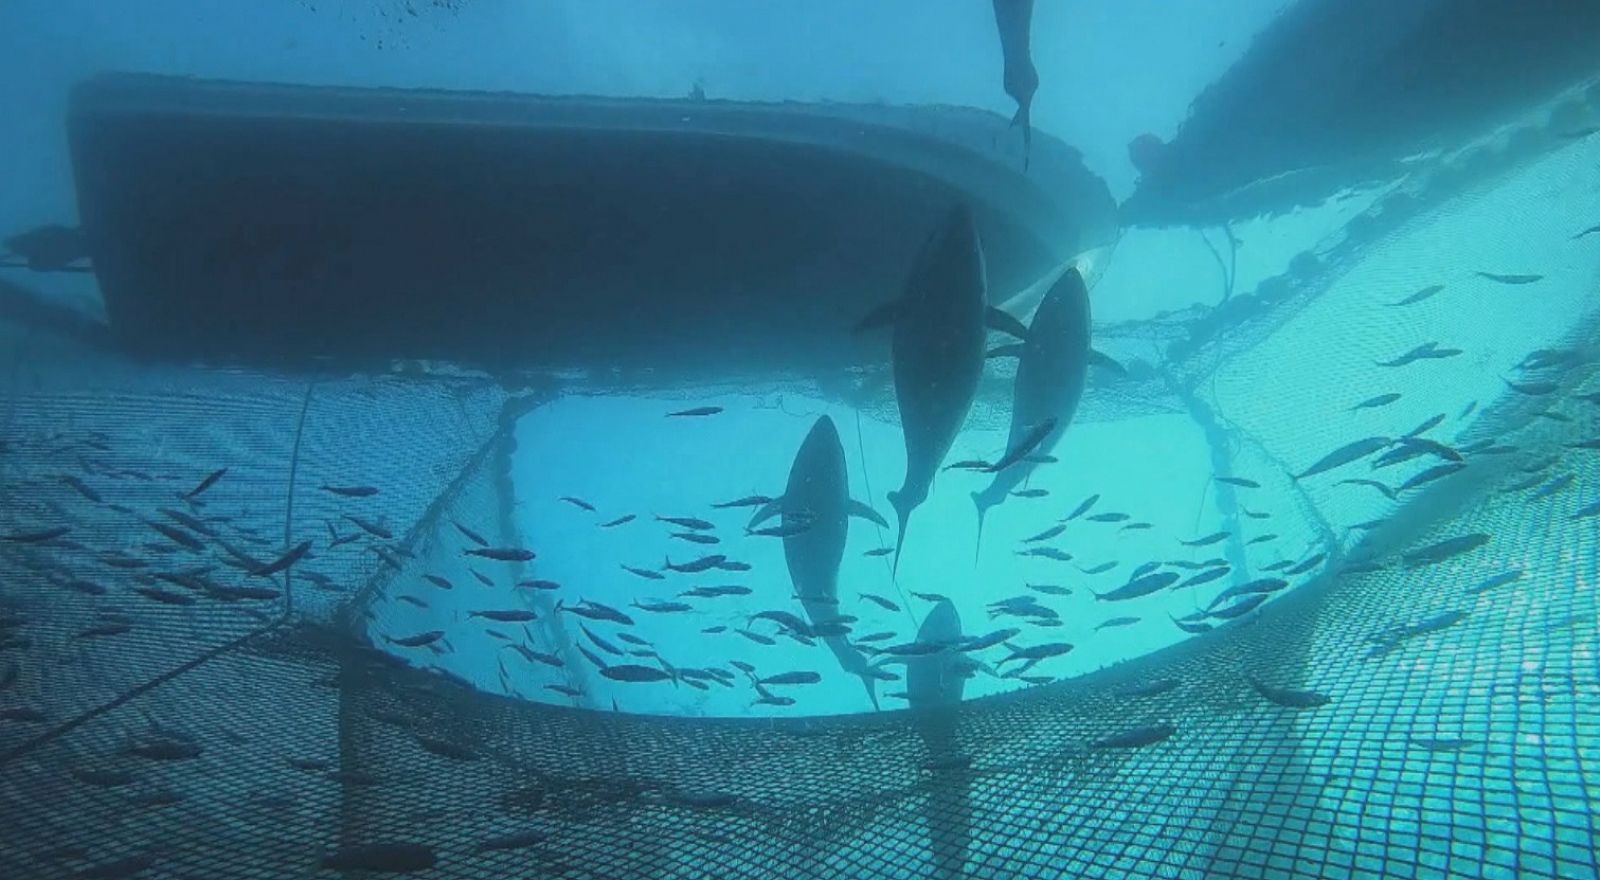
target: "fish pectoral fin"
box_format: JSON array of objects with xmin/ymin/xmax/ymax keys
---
[
  {"xmin": 1088, "ymin": 348, "xmax": 1127, "ymax": 375},
  {"xmin": 847, "ymin": 498, "xmax": 889, "ymax": 529},
  {"xmin": 985, "ymin": 306, "xmax": 1031, "ymax": 340},
  {"xmin": 986, "ymin": 343, "xmax": 1025, "ymax": 359},
  {"xmin": 747, "ymin": 497, "xmax": 786, "ymax": 530},
  {"xmin": 853, "ymin": 300, "xmax": 901, "ymax": 333}
]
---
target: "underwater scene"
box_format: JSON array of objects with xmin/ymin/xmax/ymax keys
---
[{"xmin": 1, "ymin": 1, "xmax": 1598, "ymax": 878}]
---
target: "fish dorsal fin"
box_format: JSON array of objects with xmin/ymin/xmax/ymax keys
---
[
  {"xmin": 853, "ymin": 300, "xmax": 901, "ymax": 333},
  {"xmin": 986, "ymin": 343, "xmax": 1025, "ymax": 359},
  {"xmin": 846, "ymin": 498, "xmax": 888, "ymax": 529},
  {"xmin": 747, "ymin": 496, "xmax": 786, "ymax": 529},
  {"xmin": 985, "ymin": 306, "xmax": 1030, "ymax": 340},
  {"xmin": 1088, "ymin": 348, "xmax": 1127, "ymax": 375}
]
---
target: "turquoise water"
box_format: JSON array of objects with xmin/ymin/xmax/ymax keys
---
[{"xmin": 2, "ymin": 4, "xmax": 1599, "ymax": 879}]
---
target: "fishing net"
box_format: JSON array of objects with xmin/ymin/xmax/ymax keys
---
[{"xmin": 1, "ymin": 83, "xmax": 1597, "ymax": 880}]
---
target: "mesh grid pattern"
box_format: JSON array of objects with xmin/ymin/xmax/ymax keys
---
[{"xmin": 3, "ymin": 91, "xmax": 1599, "ymax": 880}]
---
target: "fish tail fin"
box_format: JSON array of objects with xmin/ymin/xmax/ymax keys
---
[
  {"xmin": 887, "ymin": 490, "xmax": 908, "ymax": 577},
  {"xmin": 972, "ymin": 491, "xmax": 991, "ymax": 565},
  {"xmin": 859, "ymin": 673, "xmax": 880, "ymax": 711}
]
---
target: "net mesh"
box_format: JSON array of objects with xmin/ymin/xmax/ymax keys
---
[{"xmin": 1, "ymin": 93, "xmax": 1598, "ymax": 880}]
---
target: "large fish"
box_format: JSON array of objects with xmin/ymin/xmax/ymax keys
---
[
  {"xmin": 860, "ymin": 205, "xmax": 994, "ymax": 574},
  {"xmin": 907, "ymin": 599, "xmax": 974, "ymax": 880},
  {"xmin": 972, "ymin": 267, "xmax": 1091, "ymax": 557},
  {"xmin": 992, "ymin": 0, "xmax": 1038, "ymax": 169},
  {"xmin": 749, "ymin": 416, "xmax": 887, "ymax": 709}
]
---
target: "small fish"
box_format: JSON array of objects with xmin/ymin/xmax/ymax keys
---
[
  {"xmin": 77, "ymin": 622, "xmax": 133, "ymax": 638},
  {"xmin": 545, "ymin": 684, "xmax": 582, "ymax": 698},
  {"xmin": 944, "ymin": 459, "xmax": 992, "ymax": 472},
  {"xmin": 559, "ymin": 496, "xmax": 596, "ymax": 512},
  {"xmin": 622, "ymin": 564, "xmax": 667, "ymax": 580},
  {"xmin": 860, "ymin": 593, "xmax": 901, "ymax": 612},
  {"xmin": 1351, "ymin": 393, "xmax": 1401, "ymax": 411},
  {"xmin": 880, "ymin": 640, "xmax": 947, "ymax": 657},
  {"xmin": 984, "ymin": 418, "xmax": 1058, "ymax": 473},
  {"xmin": 1024, "ymin": 524, "xmax": 1066, "ymax": 543},
  {"xmin": 658, "ymin": 515, "xmax": 715, "ymax": 531},
  {"xmin": 1094, "ymin": 572, "xmax": 1178, "ymax": 601},
  {"xmin": 713, "ymin": 495, "xmax": 775, "ymax": 509},
  {"xmin": 1176, "ymin": 566, "xmax": 1230, "ymax": 589},
  {"xmin": 1246, "ymin": 534, "xmax": 1278, "ymax": 546},
  {"xmin": 1523, "ymin": 476, "xmax": 1574, "ymax": 502},
  {"xmin": 476, "ymin": 830, "xmax": 547, "ymax": 853},
  {"xmin": 1063, "ymin": 494, "xmax": 1099, "ymax": 521},
  {"xmin": 747, "ymin": 521, "xmax": 811, "ymax": 539},
  {"xmin": 1010, "ymin": 488, "xmax": 1049, "ymax": 499},
  {"xmin": 1403, "ymin": 413, "xmax": 1447, "ymax": 438},
  {"xmin": 320, "ymin": 485, "xmax": 379, "ymax": 497},
  {"xmin": 251, "ymin": 540, "xmax": 312, "ymax": 577},
  {"xmin": 1207, "ymin": 592, "xmax": 1268, "ymax": 619},
  {"xmin": 1296, "ymin": 436, "xmax": 1392, "ymax": 479},
  {"xmin": 715, "ymin": 559, "xmax": 752, "ymax": 572},
  {"xmin": 60, "ymin": 474, "xmax": 103, "ymax": 503},
  {"xmin": 1086, "ymin": 512, "xmax": 1129, "ymax": 523},
  {"xmin": 756, "ymin": 671, "xmax": 821, "ymax": 686},
  {"xmin": 1095, "ymin": 616, "xmax": 1140, "ymax": 631},
  {"xmin": 599, "ymin": 514, "xmax": 636, "ymax": 528},
  {"xmin": 1204, "ymin": 578, "xmax": 1290, "ymax": 611},
  {"xmin": 1215, "ymin": 476, "xmax": 1259, "ymax": 489},
  {"xmin": 1241, "ymin": 507, "xmax": 1271, "ymax": 520},
  {"xmin": 1474, "ymin": 271, "xmax": 1542, "ymax": 285},
  {"xmin": 1409, "ymin": 736, "xmax": 1479, "ymax": 752},
  {"xmin": 909, "ymin": 591, "xmax": 950, "ymax": 603},
  {"xmin": 634, "ymin": 600, "xmax": 693, "ymax": 613},
  {"xmin": 184, "ymin": 468, "xmax": 227, "ymax": 499},
  {"xmin": 452, "ymin": 520, "xmax": 488, "ymax": 546},
  {"xmin": 1504, "ymin": 378, "xmax": 1559, "ymax": 396},
  {"xmin": 322, "ymin": 843, "xmax": 436, "ymax": 873},
  {"xmin": 469, "ymin": 609, "xmax": 537, "ymax": 623},
  {"xmin": 423, "ymin": 574, "xmax": 453, "ymax": 591},
  {"xmin": 386, "ymin": 630, "xmax": 444, "ymax": 648},
  {"xmin": 1387, "ymin": 284, "xmax": 1443, "ymax": 307},
  {"xmin": 1090, "ymin": 723, "xmax": 1176, "ymax": 750},
  {"xmin": 1247, "ymin": 677, "xmax": 1331, "ymax": 709},
  {"xmin": 581, "ymin": 623, "xmax": 624, "ymax": 655},
  {"xmin": 1397, "ymin": 463, "xmax": 1466, "ymax": 493},
  {"xmin": 1337, "ymin": 478, "xmax": 1396, "ymax": 500},
  {"xmin": 1402, "ymin": 533, "xmax": 1488, "ymax": 568},
  {"xmin": 957, "ymin": 628, "xmax": 1020, "ymax": 652},
  {"xmin": 466, "ymin": 547, "xmax": 536, "ymax": 562},
  {"xmin": 863, "ymin": 547, "xmax": 894, "ymax": 557},
  {"xmin": 1000, "ymin": 642, "xmax": 1074, "ymax": 666},
  {"xmin": 1025, "ymin": 583, "xmax": 1072, "ymax": 596},
  {"xmin": 601, "ymin": 664, "xmax": 674, "ymax": 682},
  {"xmin": 668, "ymin": 406, "xmax": 723, "ymax": 417},
  {"xmin": 561, "ymin": 600, "xmax": 635, "ymax": 626},
  {"xmin": 1018, "ymin": 546, "xmax": 1072, "ymax": 561},
  {"xmin": 1283, "ymin": 553, "xmax": 1327, "ymax": 576},
  {"xmin": 665, "ymin": 554, "xmax": 726, "ymax": 573},
  {"xmin": 1465, "ymin": 570, "xmax": 1523, "ymax": 594},
  {"xmin": 737, "ymin": 629, "xmax": 777, "ymax": 646},
  {"xmin": 1570, "ymin": 498, "xmax": 1600, "ymax": 521},
  {"xmin": 343, "ymin": 515, "xmax": 392, "ymax": 540},
  {"xmin": 1181, "ymin": 531, "xmax": 1228, "ymax": 547},
  {"xmin": 1077, "ymin": 561, "xmax": 1118, "ymax": 575},
  {"xmin": 1117, "ymin": 678, "xmax": 1179, "ymax": 698},
  {"xmin": 4, "ymin": 525, "xmax": 70, "ymax": 543}
]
